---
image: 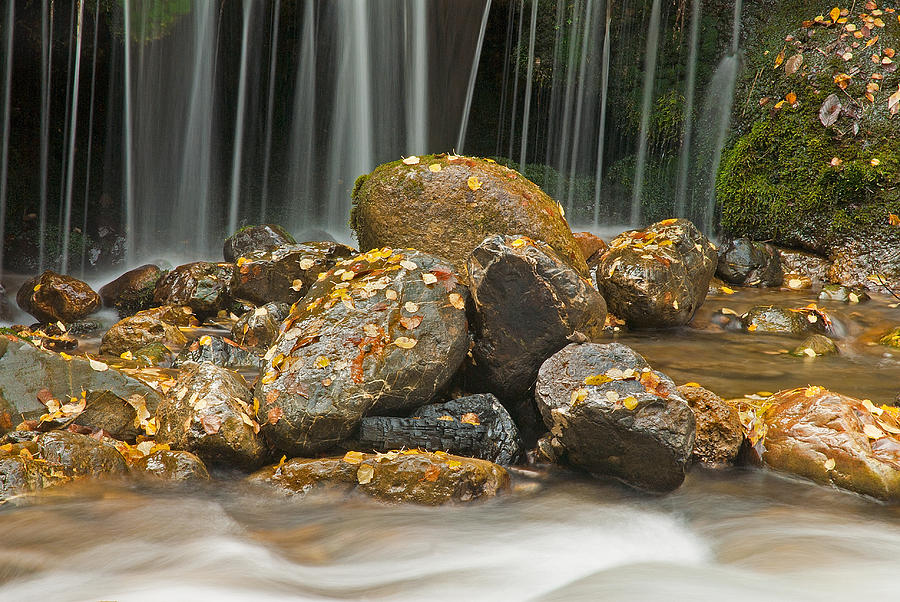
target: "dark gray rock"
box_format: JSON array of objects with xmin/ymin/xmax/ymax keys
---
[
  {"xmin": 231, "ymin": 302, "xmax": 291, "ymax": 349},
  {"xmin": 134, "ymin": 450, "xmax": 210, "ymax": 481},
  {"xmin": 741, "ymin": 305, "xmax": 829, "ymax": 336},
  {"xmin": 172, "ymin": 335, "xmax": 266, "ymax": 371},
  {"xmin": 224, "ymin": 224, "xmax": 296, "ymax": 263},
  {"xmin": 99, "ymin": 264, "xmax": 164, "ymax": 316},
  {"xmin": 152, "ymin": 262, "xmax": 236, "ymax": 319},
  {"xmin": 716, "ymin": 238, "xmax": 783, "ymax": 287}
]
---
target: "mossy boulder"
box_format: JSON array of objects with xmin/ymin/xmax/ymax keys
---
[
  {"xmin": 99, "ymin": 264, "xmax": 164, "ymax": 316},
  {"xmin": 250, "ymin": 450, "xmax": 509, "ymax": 505},
  {"xmin": 350, "ymin": 154, "xmax": 588, "ymax": 279}
]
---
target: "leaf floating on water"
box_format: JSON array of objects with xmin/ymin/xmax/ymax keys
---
[
  {"xmin": 448, "ymin": 292, "xmax": 465, "ymax": 310},
  {"xmin": 88, "ymin": 358, "xmax": 109, "ymax": 372},
  {"xmin": 394, "ymin": 337, "xmax": 417, "ymax": 349},
  {"xmin": 357, "ymin": 463, "xmax": 375, "ymax": 484},
  {"xmin": 824, "ymin": 457, "xmax": 836, "ymax": 470},
  {"xmin": 467, "ymin": 176, "xmax": 482, "ymax": 191},
  {"xmin": 402, "ymin": 155, "xmax": 420, "ymax": 165}
]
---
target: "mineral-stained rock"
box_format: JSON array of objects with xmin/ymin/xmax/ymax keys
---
[
  {"xmin": 740, "ymin": 305, "xmax": 829, "ymax": 336},
  {"xmin": 16, "ymin": 271, "xmax": 101, "ymax": 323},
  {"xmin": 99, "ymin": 312, "xmax": 188, "ymax": 356},
  {"xmin": 759, "ymin": 387, "xmax": 900, "ymax": 501},
  {"xmin": 0, "ymin": 337, "xmax": 163, "ymax": 420},
  {"xmin": 249, "ymin": 450, "xmax": 509, "ymax": 505},
  {"xmin": 231, "ymin": 302, "xmax": 291, "ymax": 349},
  {"xmin": 36, "ymin": 430, "xmax": 128, "ymax": 477},
  {"xmin": 534, "ymin": 342, "xmax": 695, "ymax": 492},
  {"xmin": 573, "ymin": 231, "xmax": 608, "ymax": 263},
  {"xmin": 675, "ymin": 385, "xmax": 743, "ymax": 465},
  {"xmin": 350, "ymin": 154, "xmax": 588, "ymax": 279},
  {"xmin": 152, "ymin": 262, "xmax": 236, "ymax": 318},
  {"xmin": 716, "ymin": 238, "xmax": 783, "ymax": 287},
  {"xmin": 231, "ymin": 242, "xmax": 356, "ymax": 305},
  {"xmin": 172, "ymin": 335, "xmax": 265, "ymax": 371},
  {"xmin": 155, "ymin": 362, "xmax": 267, "ymax": 470},
  {"xmin": 135, "ymin": 305, "xmax": 199, "ymax": 327},
  {"xmin": 99, "ymin": 264, "xmax": 164, "ymax": 316},
  {"xmin": 357, "ymin": 394, "xmax": 522, "ymax": 465},
  {"xmin": 133, "ymin": 449, "xmax": 210, "ymax": 481},
  {"xmin": 223, "ymin": 224, "xmax": 296, "ymax": 263},
  {"xmin": 256, "ymin": 248, "xmax": 469, "ymax": 456},
  {"xmin": 595, "ymin": 219, "xmax": 717, "ymax": 329},
  {"xmin": 467, "ymin": 235, "xmax": 606, "ymax": 400}
]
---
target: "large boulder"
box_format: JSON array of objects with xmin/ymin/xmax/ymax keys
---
[
  {"xmin": 250, "ymin": 450, "xmax": 509, "ymax": 505},
  {"xmin": 223, "ymin": 224, "xmax": 296, "ymax": 263},
  {"xmin": 152, "ymin": 262, "xmax": 236, "ymax": 318},
  {"xmin": 155, "ymin": 362, "xmax": 267, "ymax": 470},
  {"xmin": 676, "ymin": 384, "xmax": 743, "ymax": 466},
  {"xmin": 758, "ymin": 387, "xmax": 900, "ymax": 501},
  {"xmin": 231, "ymin": 242, "xmax": 355, "ymax": 305},
  {"xmin": 0, "ymin": 337, "xmax": 163, "ymax": 420},
  {"xmin": 350, "ymin": 154, "xmax": 588, "ymax": 279},
  {"xmin": 99, "ymin": 312, "xmax": 188, "ymax": 356},
  {"xmin": 357, "ymin": 394, "xmax": 521, "ymax": 465},
  {"xmin": 716, "ymin": 238, "xmax": 783, "ymax": 287},
  {"xmin": 16, "ymin": 271, "xmax": 101, "ymax": 323},
  {"xmin": 99, "ymin": 264, "xmax": 164, "ymax": 316},
  {"xmin": 467, "ymin": 234, "xmax": 606, "ymax": 400},
  {"xmin": 256, "ymin": 249, "xmax": 469, "ymax": 456},
  {"xmin": 172, "ymin": 335, "xmax": 265, "ymax": 371},
  {"xmin": 534, "ymin": 342, "xmax": 696, "ymax": 492},
  {"xmin": 595, "ymin": 219, "xmax": 717, "ymax": 329}
]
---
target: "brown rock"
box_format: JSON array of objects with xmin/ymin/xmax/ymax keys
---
[
  {"xmin": 152, "ymin": 262, "xmax": 236, "ymax": 318},
  {"xmin": 573, "ymin": 232, "xmax": 608, "ymax": 263},
  {"xmin": 676, "ymin": 385, "xmax": 743, "ymax": 465},
  {"xmin": 99, "ymin": 312, "xmax": 188, "ymax": 356},
  {"xmin": 134, "ymin": 450, "xmax": 210, "ymax": 481},
  {"xmin": 16, "ymin": 271, "xmax": 101, "ymax": 323},
  {"xmin": 99, "ymin": 264, "xmax": 164, "ymax": 316}
]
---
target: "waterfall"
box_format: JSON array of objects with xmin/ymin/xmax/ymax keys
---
[
  {"xmin": 630, "ymin": 0, "xmax": 662, "ymax": 227},
  {"xmin": 675, "ymin": 0, "xmax": 702, "ymax": 218},
  {"xmin": 518, "ymin": 0, "xmax": 539, "ymax": 170},
  {"xmin": 408, "ymin": 0, "xmax": 428, "ymax": 154},
  {"xmin": 592, "ymin": 5, "xmax": 612, "ymax": 226},
  {"xmin": 60, "ymin": 0, "xmax": 86, "ymax": 274},
  {"xmin": 456, "ymin": 0, "xmax": 492, "ymax": 153},
  {"xmin": 122, "ymin": 0, "xmax": 134, "ymax": 264},
  {"xmin": 38, "ymin": 0, "xmax": 54, "ymax": 271},
  {"xmin": 0, "ymin": 1, "xmax": 13, "ymax": 278},
  {"xmin": 227, "ymin": 0, "xmax": 255, "ymax": 238},
  {"xmin": 259, "ymin": 0, "xmax": 282, "ymax": 222}
]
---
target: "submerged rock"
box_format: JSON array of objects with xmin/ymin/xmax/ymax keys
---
[
  {"xmin": 350, "ymin": 154, "xmax": 588, "ymax": 278},
  {"xmin": 16, "ymin": 271, "xmax": 101, "ymax": 323},
  {"xmin": 760, "ymin": 387, "xmax": 900, "ymax": 501},
  {"xmin": 231, "ymin": 302, "xmax": 291, "ymax": 349},
  {"xmin": 818, "ymin": 284, "xmax": 870, "ymax": 304},
  {"xmin": 467, "ymin": 234, "xmax": 606, "ymax": 400},
  {"xmin": 152, "ymin": 262, "xmax": 236, "ymax": 318},
  {"xmin": 99, "ymin": 312, "xmax": 188, "ymax": 356},
  {"xmin": 534, "ymin": 343, "xmax": 695, "ymax": 492},
  {"xmin": 676, "ymin": 384, "xmax": 743, "ymax": 466},
  {"xmin": 172, "ymin": 335, "xmax": 265, "ymax": 371},
  {"xmin": 596, "ymin": 219, "xmax": 717, "ymax": 329},
  {"xmin": 357, "ymin": 394, "xmax": 521, "ymax": 465},
  {"xmin": 741, "ymin": 305, "xmax": 829, "ymax": 336},
  {"xmin": 231, "ymin": 242, "xmax": 356, "ymax": 305},
  {"xmin": 133, "ymin": 449, "xmax": 210, "ymax": 482},
  {"xmin": 257, "ymin": 249, "xmax": 469, "ymax": 456},
  {"xmin": 879, "ymin": 327, "xmax": 900, "ymax": 349},
  {"xmin": 791, "ymin": 334, "xmax": 839, "ymax": 357},
  {"xmin": 223, "ymin": 224, "xmax": 296, "ymax": 263},
  {"xmin": 716, "ymin": 238, "xmax": 783, "ymax": 287},
  {"xmin": 99, "ymin": 264, "xmax": 164, "ymax": 316},
  {"xmin": 250, "ymin": 450, "xmax": 509, "ymax": 505},
  {"xmin": 155, "ymin": 362, "xmax": 267, "ymax": 470}
]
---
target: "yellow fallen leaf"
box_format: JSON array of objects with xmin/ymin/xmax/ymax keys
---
[
  {"xmin": 864, "ymin": 424, "xmax": 885, "ymax": 439},
  {"xmin": 120, "ymin": 351, "xmax": 134, "ymax": 360},
  {"xmin": 447, "ymin": 460, "xmax": 462, "ymax": 469},
  {"xmin": 428, "ymin": 163, "xmax": 442, "ymax": 172},
  {"xmin": 385, "ymin": 289, "xmax": 398, "ymax": 300},
  {"xmin": 437, "ymin": 415, "xmax": 455, "ymax": 421},
  {"xmin": 774, "ymin": 46, "xmax": 785, "ymax": 68},
  {"xmin": 33, "ymin": 284, "xmax": 42, "ymax": 292},
  {"xmin": 343, "ymin": 451, "xmax": 365, "ymax": 464},
  {"xmin": 199, "ymin": 335, "xmax": 212, "ymax": 346},
  {"xmin": 871, "ymin": 158, "xmax": 881, "ymax": 166},
  {"xmin": 570, "ymin": 388, "xmax": 588, "ymax": 406},
  {"xmin": 824, "ymin": 457, "xmax": 836, "ymax": 470},
  {"xmin": 511, "ymin": 238, "xmax": 527, "ymax": 248},
  {"xmin": 467, "ymin": 176, "xmax": 482, "ymax": 191},
  {"xmin": 721, "ymin": 286, "xmax": 735, "ymax": 294},
  {"xmin": 402, "ymin": 155, "xmax": 420, "ymax": 165},
  {"xmin": 314, "ymin": 356, "xmax": 330, "ymax": 369},
  {"xmin": 89, "ymin": 358, "xmax": 109, "ymax": 372},
  {"xmin": 786, "ymin": 91, "xmax": 797, "ymax": 104},
  {"xmin": 394, "ymin": 337, "xmax": 417, "ymax": 349},
  {"xmin": 682, "ymin": 382, "xmax": 701, "ymax": 388},
  {"xmin": 448, "ymin": 292, "xmax": 465, "ymax": 310},
  {"xmin": 829, "ymin": 7, "xmax": 840, "ymax": 22},
  {"xmin": 357, "ymin": 463, "xmax": 375, "ymax": 484},
  {"xmin": 623, "ymin": 396, "xmax": 639, "ymax": 410},
  {"xmin": 747, "ymin": 324, "xmax": 758, "ymax": 332}
]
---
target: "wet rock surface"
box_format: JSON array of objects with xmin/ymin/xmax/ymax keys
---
[
  {"xmin": 467, "ymin": 235, "xmax": 606, "ymax": 400},
  {"xmin": 759, "ymin": 387, "xmax": 900, "ymax": 501},
  {"xmin": 777, "ymin": 247, "xmax": 830, "ymax": 288},
  {"xmin": 572, "ymin": 231, "xmax": 607, "ymax": 264},
  {"xmin": 99, "ymin": 264, "xmax": 164, "ymax": 316},
  {"xmin": 596, "ymin": 219, "xmax": 717, "ymax": 329},
  {"xmin": 231, "ymin": 242, "xmax": 356, "ymax": 305},
  {"xmin": 134, "ymin": 305, "xmax": 199, "ymax": 327},
  {"xmin": 223, "ymin": 224, "xmax": 296, "ymax": 263},
  {"xmin": 256, "ymin": 249, "xmax": 469, "ymax": 456},
  {"xmin": 676, "ymin": 385, "xmax": 743, "ymax": 466},
  {"xmin": 155, "ymin": 362, "xmax": 267, "ymax": 470},
  {"xmin": 827, "ymin": 234, "xmax": 900, "ymax": 293},
  {"xmin": 350, "ymin": 154, "xmax": 588, "ymax": 279},
  {"xmin": 791, "ymin": 334, "xmax": 839, "ymax": 357},
  {"xmin": 231, "ymin": 302, "xmax": 291, "ymax": 349},
  {"xmin": 152, "ymin": 262, "xmax": 236, "ymax": 319},
  {"xmin": 16, "ymin": 271, "xmax": 101, "ymax": 323},
  {"xmin": 172, "ymin": 335, "xmax": 265, "ymax": 371},
  {"xmin": 36, "ymin": 431, "xmax": 128, "ymax": 477},
  {"xmin": 534, "ymin": 342, "xmax": 695, "ymax": 492},
  {"xmin": 133, "ymin": 449, "xmax": 210, "ymax": 482},
  {"xmin": 99, "ymin": 312, "xmax": 188, "ymax": 356},
  {"xmin": 250, "ymin": 450, "xmax": 509, "ymax": 505},
  {"xmin": 716, "ymin": 238, "xmax": 783, "ymax": 287},
  {"xmin": 818, "ymin": 284, "xmax": 869, "ymax": 304},
  {"xmin": 357, "ymin": 394, "xmax": 521, "ymax": 465},
  {"xmin": 70, "ymin": 391, "xmax": 141, "ymax": 442},
  {"xmin": 740, "ymin": 305, "xmax": 829, "ymax": 336}
]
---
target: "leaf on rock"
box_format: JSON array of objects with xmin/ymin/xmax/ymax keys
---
[
  {"xmin": 448, "ymin": 292, "xmax": 465, "ymax": 310},
  {"xmin": 863, "ymin": 424, "xmax": 885, "ymax": 439},
  {"xmin": 422, "ymin": 273, "xmax": 438, "ymax": 285},
  {"xmin": 889, "ymin": 213, "xmax": 900, "ymax": 226},
  {"xmin": 394, "ymin": 337, "xmax": 417, "ymax": 349},
  {"xmin": 201, "ymin": 415, "xmax": 222, "ymax": 435},
  {"xmin": 824, "ymin": 457, "xmax": 836, "ymax": 470},
  {"xmin": 267, "ymin": 406, "xmax": 284, "ymax": 425},
  {"xmin": 402, "ymin": 156, "xmax": 420, "ymax": 165},
  {"xmin": 88, "ymin": 358, "xmax": 109, "ymax": 372},
  {"xmin": 423, "ymin": 465, "xmax": 440, "ymax": 482},
  {"xmin": 357, "ymin": 463, "xmax": 375, "ymax": 484},
  {"xmin": 461, "ymin": 412, "xmax": 480, "ymax": 425},
  {"xmin": 467, "ymin": 176, "xmax": 482, "ymax": 191},
  {"xmin": 889, "ymin": 85, "xmax": 900, "ymax": 115},
  {"xmin": 774, "ymin": 46, "xmax": 786, "ymax": 68},
  {"xmin": 784, "ymin": 54, "xmax": 803, "ymax": 74},
  {"xmin": 399, "ymin": 315, "xmax": 423, "ymax": 329},
  {"xmin": 343, "ymin": 451, "xmax": 365, "ymax": 464}
]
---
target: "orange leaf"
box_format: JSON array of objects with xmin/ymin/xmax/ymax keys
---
[
  {"xmin": 889, "ymin": 213, "xmax": 900, "ymax": 226},
  {"xmin": 423, "ymin": 465, "xmax": 440, "ymax": 482},
  {"xmin": 786, "ymin": 91, "xmax": 797, "ymax": 104}
]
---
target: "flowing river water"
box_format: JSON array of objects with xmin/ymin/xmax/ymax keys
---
[{"xmin": 1, "ymin": 286, "xmax": 899, "ymax": 600}]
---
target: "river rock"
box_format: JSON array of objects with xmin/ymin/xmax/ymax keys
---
[
  {"xmin": 827, "ymin": 233, "xmax": 900, "ymax": 293},
  {"xmin": 467, "ymin": 235, "xmax": 606, "ymax": 401},
  {"xmin": 70, "ymin": 391, "xmax": 141, "ymax": 441},
  {"xmin": 0, "ymin": 395, "xmax": 13, "ymax": 436},
  {"xmin": 155, "ymin": 362, "xmax": 266, "ymax": 469},
  {"xmin": 135, "ymin": 305, "xmax": 199, "ymax": 327},
  {"xmin": 0, "ymin": 442, "xmax": 49, "ymax": 500},
  {"xmin": 152, "ymin": 262, "xmax": 236, "ymax": 318},
  {"xmin": 741, "ymin": 305, "xmax": 829, "ymax": 336},
  {"xmin": 231, "ymin": 302, "xmax": 291, "ymax": 349},
  {"xmin": 0, "ymin": 283, "xmax": 13, "ymax": 322},
  {"xmin": 357, "ymin": 394, "xmax": 521, "ymax": 465},
  {"xmin": 777, "ymin": 247, "xmax": 831, "ymax": 287},
  {"xmin": 675, "ymin": 385, "xmax": 743, "ymax": 465},
  {"xmin": 791, "ymin": 334, "xmax": 839, "ymax": 357},
  {"xmin": 250, "ymin": 450, "xmax": 509, "ymax": 505},
  {"xmin": 36, "ymin": 430, "xmax": 128, "ymax": 477},
  {"xmin": 99, "ymin": 264, "xmax": 164, "ymax": 316},
  {"xmin": 99, "ymin": 312, "xmax": 188, "ymax": 356},
  {"xmin": 232, "ymin": 242, "xmax": 356, "ymax": 305},
  {"xmin": 818, "ymin": 284, "xmax": 870, "ymax": 304},
  {"xmin": 534, "ymin": 342, "xmax": 696, "ymax": 492},
  {"xmin": 0, "ymin": 337, "xmax": 163, "ymax": 420},
  {"xmin": 172, "ymin": 335, "xmax": 265, "ymax": 371},
  {"xmin": 16, "ymin": 271, "xmax": 101, "ymax": 323},
  {"xmin": 760, "ymin": 387, "xmax": 900, "ymax": 501},
  {"xmin": 223, "ymin": 224, "xmax": 296, "ymax": 263},
  {"xmin": 350, "ymin": 154, "xmax": 588, "ymax": 279},
  {"xmin": 595, "ymin": 219, "xmax": 717, "ymax": 329},
  {"xmin": 879, "ymin": 327, "xmax": 900, "ymax": 349},
  {"xmin": 573, "ymin": 231, "xmax": 607, "ymax": 263},
  {"xmin": 133, "ymin": 449, "xmax": 210, "ymax": 482},
  {"xmin": 257, "ymin": 248, "xmax": 469, "ymax": 456},
  {"xmin": 716, "ymin": 238, "xmax": 783, "ymax": 287}
]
